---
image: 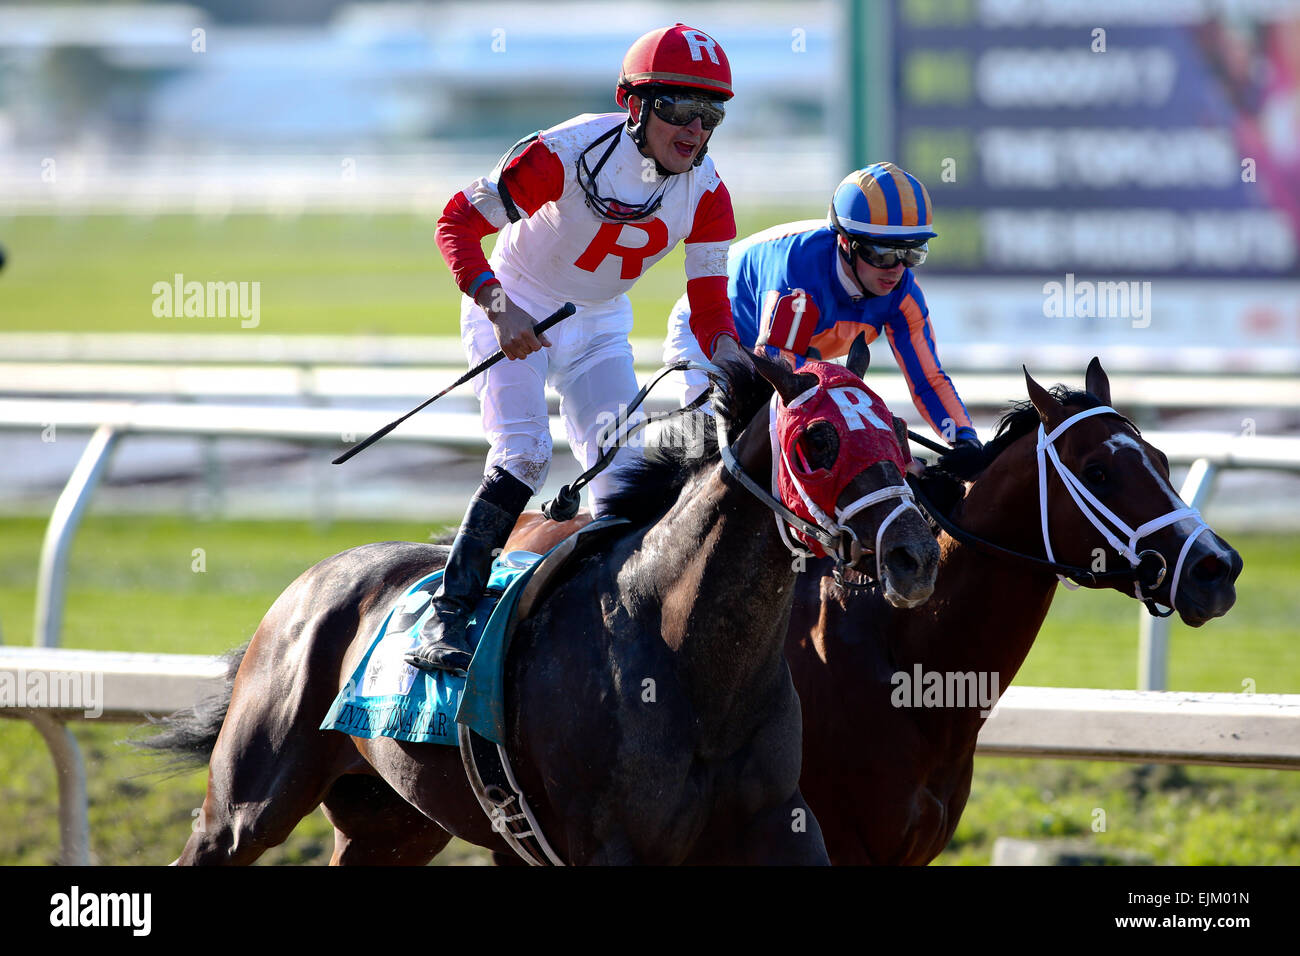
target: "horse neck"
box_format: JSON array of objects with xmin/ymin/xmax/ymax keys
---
[
  {"xmin": 639, "ymin": 408, "xmax": 798, "ymax": 716},
  {"xmin": 901, "ymin": 432, "xmax": 1060, "ymax": 685}
]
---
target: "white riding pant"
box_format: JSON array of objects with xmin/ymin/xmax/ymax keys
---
[
  {"xmin": 662, "ymin": 292, "xmax": 714, "ymax": 408},
  {"xmin": 462, "ymin": 280, "xmax": 643, "ymax": 514}
]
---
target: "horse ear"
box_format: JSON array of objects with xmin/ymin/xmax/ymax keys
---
[
  {"xmin": 846, "ymin": 332, "xmax": 871, "ymax": 378},
  {"xmin": 753, "ymin": 350, "xmax": 817, "ymax": 406},
  {"xmin": 891, "ymin": 415, "xmax": 910, "ymax": 457},
  {"xmin": 1023, "ymin": 365, "xmax": 1062, "ymax": 426},
  {"xmin": 1084, "ymin": 356, "xmax": 1112, "ymax": 406}
]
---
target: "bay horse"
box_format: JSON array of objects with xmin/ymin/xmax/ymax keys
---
[
  {"xmin": 785, "ymin": 358, "xmax": 1243, "ymax": 864},
  {"xmin": 144, "ymin": 352, "xmax": 940, "ymax": 865},
  {"xmin": 506, "ymin": 357, "xmax": 1244, "ymax": 865}
]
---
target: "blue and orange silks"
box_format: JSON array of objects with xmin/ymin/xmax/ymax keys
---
[{"xmin": 727, "ymin": 220, "xmax": 975, "ymax": 443}]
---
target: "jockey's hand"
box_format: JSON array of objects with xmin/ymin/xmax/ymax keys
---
[
  {"xmin": 707, "ymin": 334, "xmax": 749, "ymax": 423},
  {"xmin": 937, "ymin": 436, "xmax": 984, "ymax": 480},
  {"xmin": 478, "ymin": 286, "xmax": 551, "ymax": 360}
]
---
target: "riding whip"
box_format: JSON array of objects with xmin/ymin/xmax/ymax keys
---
[{"xmin": 333, "ymin": 302, "xmax": 576, "ymax": 464}]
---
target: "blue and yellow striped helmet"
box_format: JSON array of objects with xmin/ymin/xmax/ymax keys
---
[{"xmin": 828, "ymin": 163, "xmax": 937, "ymax": 244}]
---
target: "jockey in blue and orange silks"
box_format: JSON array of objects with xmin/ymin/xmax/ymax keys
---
[{"xmin": 665, "ymin": 163, "xmax": 982, "ymax": 471}]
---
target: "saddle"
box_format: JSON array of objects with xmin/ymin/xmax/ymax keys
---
[{"xmin": 457, "ymin": 515, "xmax": 629, "ymax": 867}]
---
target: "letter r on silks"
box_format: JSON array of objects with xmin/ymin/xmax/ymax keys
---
[{"xmin": 574, "ymin": 219, "xmax": 670, "ymax": 280}]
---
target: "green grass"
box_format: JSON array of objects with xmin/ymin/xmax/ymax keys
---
[
  {"xmin": 0, "ymin": 209, "xmax": 807, "ymax": 337},
  {"xmin": 0, "ymin": 515, "xmax": 1296, "ymax": 865}
]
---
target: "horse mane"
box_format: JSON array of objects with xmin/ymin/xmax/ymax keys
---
[
  {"xmin": 599, "ymin": 411, "xmax": 720, "ymax": 525},
  {"xmin": 601, "ymin": 358, "xmax": 774, "ymax": 527},
  {"xmin": 982, "ymin": 385, "xmax": 1107, "ymax": 463},
  {"xmin": 919, "ymin": 385, "xmax": 1108, "ymax": 519}
]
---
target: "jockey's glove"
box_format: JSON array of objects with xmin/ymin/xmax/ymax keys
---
[{"xmin": 936, "ymin": 436, "xmax": 985, "ymax": 480}]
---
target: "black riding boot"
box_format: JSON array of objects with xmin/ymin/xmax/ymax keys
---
[{"xmin": 405, "ymin": 467, "xmax": 533, "ymax": 675}]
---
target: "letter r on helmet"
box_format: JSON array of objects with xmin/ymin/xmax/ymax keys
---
[{"xmin": 683, "ymin": 29, "xmax": 719, "ymax": 64}]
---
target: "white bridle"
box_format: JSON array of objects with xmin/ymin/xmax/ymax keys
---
[{"xmin": 1038, "ymin": 405, "xmax": 1210, "ymax": 613}]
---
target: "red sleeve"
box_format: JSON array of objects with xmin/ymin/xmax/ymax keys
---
[
  {"xmin": 686, "ymin": 179, "xmax": 736, "ymax": 245},
  {"xmin": 499, "ymin": 139, "xmax": 565, "ymax": 218},
  {"xmin": 684, "ymin": 181, "xmax": 738, "ymax": 356},
  {"xmin": 435, "ymin": 195, "xmax": 498, "ymax": 297},
  {"xmin": 687, "ymin": 277, "xmax": 736, "ymax": 357},
  {"xmin": 434, "ymin": 138, "xmax": 565, "ymax": 298}
]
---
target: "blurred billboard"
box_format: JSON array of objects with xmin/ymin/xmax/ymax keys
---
[{"xmin": 889, "ymin": 0, "xmax": 1300, "ymax": 280}]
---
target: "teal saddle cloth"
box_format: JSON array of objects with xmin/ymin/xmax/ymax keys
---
[{"xmin": 319, "ymin": 549, "xmax": 543, "ymax": 747}]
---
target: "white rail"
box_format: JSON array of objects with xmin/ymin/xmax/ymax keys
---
[
  {"xmin": 2, "ymin": 401, "xmax": 1299, "ymax": 668},
  {"xmin": 3, "ymin": 644, "xmax": 1295, "ymax": 865},
  {"xmin": 6, "ymin": 361, "xmax": 1299, "ymax": 412},
  {"xmin": 0, "ymin": 399, "xmax": 575, "ymax": 650},
  {"xmin": 979, "ymin": 686, "xmax": 1300, "ymax": 771},
  {"xmin": 0, "ymin": 647, "xmax": 226, "ymax": 865}
]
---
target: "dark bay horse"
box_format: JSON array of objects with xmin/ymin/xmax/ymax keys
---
[
  {"xmin": 505, "ymin": 358, "xmax": 1244, "ymax": 865},
  {"xmin": 146, "ymin": 353, "xmax": 940, "ymax": 865},
  {"xmin": 786, "ymin": 359, "xmax": 1242, "ymax": 864}
]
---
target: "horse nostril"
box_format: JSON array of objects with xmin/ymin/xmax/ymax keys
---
[
  {"xmin": 886, "ymin": 546, "xmax": 920, "ymax": 577},
  {"xmin": 1192, "ymin": 552, "xmax": 1229, "ymax": 585}
]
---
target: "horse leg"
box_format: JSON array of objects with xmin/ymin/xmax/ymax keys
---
[
  {"xmin": 739, "ymin": 789, "xmax": 831, "ymax": 865},
  {"xmin": 176, "ymin": 724, "xmax": 350, "ymax": 865},
  {"xmin": 321, "ymin": 774, "xmax": 451, "ymax": 866},
  {"xmin": 176, "ymin": 626, "xmax": 360, "ymax": 864}
]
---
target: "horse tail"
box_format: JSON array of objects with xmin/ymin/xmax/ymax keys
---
[{"xmin": 131, "ymin": 642, "xmax": 248, "ymax": 774}]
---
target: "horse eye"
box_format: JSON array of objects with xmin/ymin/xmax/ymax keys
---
[
  {"xmin": 798, "ymin": 422, "xmax": 839, "ymax": 471},
  {"xmin": 1083, "ymin": 464, "xmax": 1107, "ymax": 486}
]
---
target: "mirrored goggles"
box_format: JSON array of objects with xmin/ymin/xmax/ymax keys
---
[
  {"xmin": 650, "ymin": 94, "xmax": 726, "ymax": 130},
  {"xmin": 852, "ymin": 240, "xmax": 929, "ymax": 269}
]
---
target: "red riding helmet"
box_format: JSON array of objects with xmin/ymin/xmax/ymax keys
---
[{"xmin": 615, "ymin": 24, "xmax": 733, "ymax": 106}]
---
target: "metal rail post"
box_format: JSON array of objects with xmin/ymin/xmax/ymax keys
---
[
  {"xmin": 34, "ymin": 425, "xmax": 120, "ymax": 647},
  {"xmin": 1138, "ymin": 458, "xmax": 1217, "ymax": 690},
  {"xmin": 24, "ymin": 710, "xmax": 90, "ymax": 865}
]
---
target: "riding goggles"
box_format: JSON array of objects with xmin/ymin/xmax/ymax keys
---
[
  {"xmin": 851, "ymin": 240, "xmax": 928, "ymax": 269},
  {"xmin": 650, "ymin": 94, "xmax": 726, "ymax": 130}
]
